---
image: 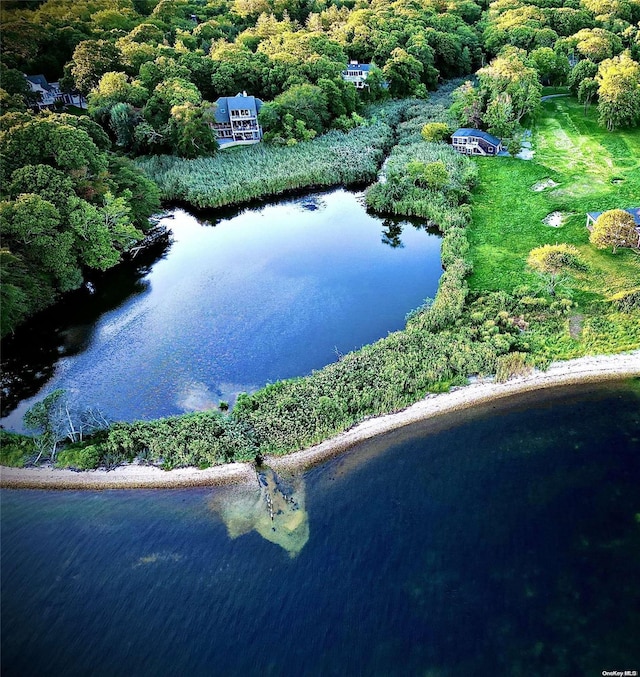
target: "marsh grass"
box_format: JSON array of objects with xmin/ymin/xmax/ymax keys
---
[{"xmin": 136, "ymin": 102, "xmax": 409, "ymax": 209}]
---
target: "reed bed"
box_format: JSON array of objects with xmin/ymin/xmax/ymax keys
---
[{"xmin": 137, "ymin": 114, "xmax": 400, "ymax": 209}]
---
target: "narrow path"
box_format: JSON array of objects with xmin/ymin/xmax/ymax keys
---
[{"xmin": 540, "ymin": 93, "xmax": 571, "ymax": 102}]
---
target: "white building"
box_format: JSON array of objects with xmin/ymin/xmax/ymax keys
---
[
  {"xmin": 24, "ymin": 74, "xmax": 86, "ymax": 110},
  {"xmin": 341, "ymin": 61, "xmax": 372, "ymax": 89}
]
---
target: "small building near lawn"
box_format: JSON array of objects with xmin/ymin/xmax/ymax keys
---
[
  {"xmin": 586, "ymin": 208, "xmax": 640, "ymax": 245},
  {"xmin": 213, "ymin": 92, "xmax": 264, "ymax": 148},
  {"xmin": 451, "ymin": 128, "xmax": 502, "ymax": 156}
]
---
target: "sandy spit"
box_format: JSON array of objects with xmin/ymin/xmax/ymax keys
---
[{"xmin": 2, "ymin": 351, "xmax": 639, "ymax": 490}]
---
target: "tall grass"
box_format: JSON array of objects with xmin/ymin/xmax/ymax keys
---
[{"xmin": 136, "ymin": 101, "xmax": 408, "ymax": 209}]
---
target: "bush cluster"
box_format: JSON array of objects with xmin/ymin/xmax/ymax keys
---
[
  {"xmin": 0, "ymin": 430, "xmax": 36, "ymax": 467},
  {"xmin": 611, "ymin": 289, "xmax": 640, "ymax": 312},
  {"xmin": 102, "ymin": 412, "xmax": 258, "ymax": 469}
]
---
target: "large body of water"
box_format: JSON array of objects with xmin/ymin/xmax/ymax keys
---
[
  {"xmin": 1, "ymin": 188, "xmax": 441, "ymax": 430},
  {"xmin": 2, "ymin": 381, "xmax": 639, "ymax": 676}
]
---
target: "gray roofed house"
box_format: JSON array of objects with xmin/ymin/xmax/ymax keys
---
[
  {"xmin": 24, "ymin": 74, "xmax": 86, "ymax": 110},
  {"xmin": 26, "ymin": 74, "xmax": 51, "ymax": 90},
  {"xmin": 213, "ymin": 92, "xmax": 264, "ymax": 148},
  {"xmin": 341, "ymin": 61, "xmax": 372, "ymax": 89},
  {"xmin": 452, "ymin": 128, "xmax": 502, "ymax": 156}
]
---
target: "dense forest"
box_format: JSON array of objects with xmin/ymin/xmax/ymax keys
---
[
  {"xmin": 1, "ymin": 0, "xmax": 639, "ymax": 468},
  {"xmin": 1, "ymin": 0, "xmax": 638, "ymax": 336},
  {"xmin": 2, "ymin": 0, "xmax": 639, "ymax": 152}
]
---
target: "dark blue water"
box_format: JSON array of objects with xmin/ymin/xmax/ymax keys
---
[
  {"xmin": 2, "ymin": 380, "xmax": 639, "ymax": 676},
  {"xmin": 1, "ymin": 189, "xmax": 441, "ymax": 430}
]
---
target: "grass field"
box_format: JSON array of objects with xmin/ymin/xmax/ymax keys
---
[{"xmin": 467, "ymin": 97, "xmax": 640, "ymax": 358}]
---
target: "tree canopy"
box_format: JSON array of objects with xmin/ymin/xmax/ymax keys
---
[
  {"xmin": 0, "ymin": 112, "xmax": 159, "ymax": 336},
  {"xmin": 590, "ymin": 210, "xmax": 640, "ymax": 253},
  {"xmin": 596, "ymin": 52, "xmax": 640, "ymax": 130},
  {"xmin": 2, "ymin": 0, "xmax": 638, "ymax": 155}
]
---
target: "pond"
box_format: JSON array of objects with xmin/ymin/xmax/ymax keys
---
[
  {"xmin": 1, "ymin": 188, "xmax": 442, "ymax": 429},
  {"xmin": 2, "ymin": 380, "xmax": 639, "ymax": 676}
]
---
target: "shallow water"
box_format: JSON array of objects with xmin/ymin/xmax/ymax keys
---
[
  {"xmin": 1, "ymin": 188, "xmax": 441, "ymax": 429},
  {"xmin": 2, "ymin": 380, "xmax": 639, "ymax": 676}
]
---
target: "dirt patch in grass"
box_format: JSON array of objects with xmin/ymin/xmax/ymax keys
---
[
  {"xmin": 569, "ymin": 314, "xmax": 584, "ymax": 338},
  {"xmin": 532, "ymin": 178, "xmax": 559, "ymax": 192},
  {"xmin": 542, "ymin": 211, "xmax": 564, "ymax": 227}
]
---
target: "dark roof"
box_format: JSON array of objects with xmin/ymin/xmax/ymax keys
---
[
  {"xmin": 343, "ymin": 63, "xmax": 372, "ymax": 72},
  {"xmin": 26, "ymin": 74, "xmax": 54, "ymax": 91},
  {"xmin": 213, "ymin": 93, "xmax": 263, "ymax": 123},
  {"xmin": 452, "ymin": 128, "xmax": 502, "ymax": 146},
  {"xmin": 588, "ymin": 208, "xmax": 640, "ymax": 226}
]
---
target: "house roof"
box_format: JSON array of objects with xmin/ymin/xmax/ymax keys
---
[
  {"xmin": 588, "ymin": 208, "xmax": 640, "ymax": 226},
  {"xmin": 25, "ymin": 74, "xmax": 54, "ymax": 91},
  {"xmin": 452, "ymin": 128, "xmax": 502, "ymax": 146},
  {"xmin": 343, "ymin": 63, "xmax": 372, "ymax": 72},
  {"xmin": 213, "ymin": 93, "xmax": 263, "ymax": 123}
]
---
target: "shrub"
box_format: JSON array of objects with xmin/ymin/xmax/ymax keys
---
[
  {"xmin": 527, "ymin": 244, "xmax": 585, "ymax": 274},
  {"xmin": 611, "ymin": 289, "xmax": 640, "ymax": 312},
  {"xmin": 407, "ymin": 160, "xmax": 450, "ymax": 189},
  {"xmin": 495, "ymin": 352, "xmax": 533, "ymax": 383},
  {"xmin": 0, "ymin": 430, "xmax": 35, "ymax": 467},
  {"xmin": 421, "ymin": 122, "xmax": 451, "ymax": 142},
  {"xmin": 56, "ymin": 444, "xmax": 103, "ymax": 470},
  {"xmin": 590, "ymin": 210, "xmax": 640, "ymax": 254},
  {"xmin": 527, "ymin": 244, "xmax": 585, "ymax": 296}
]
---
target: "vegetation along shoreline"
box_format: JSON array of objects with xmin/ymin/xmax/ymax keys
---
[
  {"xmin": 2, "ymin": 352, "xmax": 638, "ymax": 490},
  {"xmin": 2, "ymin": 84, "xmax": 639, "ymax": 474}
]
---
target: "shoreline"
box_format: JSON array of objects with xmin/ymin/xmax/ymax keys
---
[{"xmin": 2, "ymin": 351, "xmax": 638, "ymax": 490}]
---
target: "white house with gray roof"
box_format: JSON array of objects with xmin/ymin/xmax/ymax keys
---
[
  {"xmin": 212, "ymin": 92, "xmax": 264, "ymax": 148},
  {"xmin": 24, "ymin": 74, "xmax": 86, "ymax": 110},
  {"xmin": 452, "ymin": 128, "xmax": 502, "ymax": 155}
]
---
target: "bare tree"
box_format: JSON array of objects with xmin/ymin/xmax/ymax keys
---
[{"xmin": 24, "ymin": 390, "xmax": 111, "ymax": 464}]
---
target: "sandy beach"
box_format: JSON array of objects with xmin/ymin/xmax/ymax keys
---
[{"xmin": 2, "ymin": 350, "xmax": 638, "ymax": 490}]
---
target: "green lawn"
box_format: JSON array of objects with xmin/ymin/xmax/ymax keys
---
[
  {"xmin": 467, "ymin": 97, "xmax": 640, "ymax": 358},
  {"xmin": 540, "ymin": 86, "xmax": 570, "ymax": 96},
  {"xmin": 469, "ymin": 98, "xmax": 640, "ymax": 296}
]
